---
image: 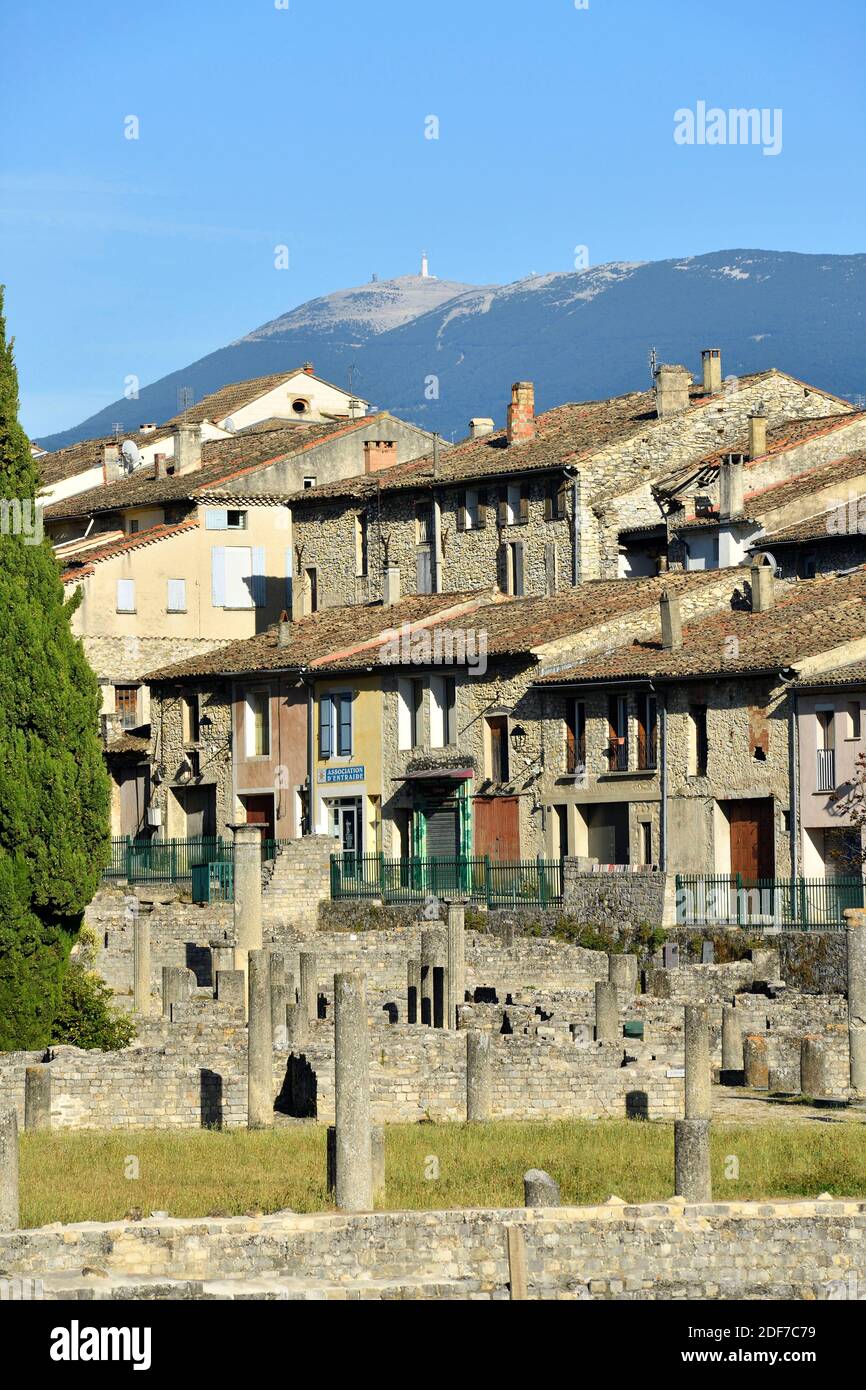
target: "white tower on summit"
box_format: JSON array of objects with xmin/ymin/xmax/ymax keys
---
[{"xmin": 420, "ymin": 251, "xmax": 430, "ymax": 279}]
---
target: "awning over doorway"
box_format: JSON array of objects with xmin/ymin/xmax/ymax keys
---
[{"xmin": 394, "ymin": 768, "xmax": 474, "ymax": 781}]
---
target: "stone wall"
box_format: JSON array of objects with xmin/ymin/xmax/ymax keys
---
[{"xmin": 4, "ymin": 1200, "xmax": 866, "ymax": 1301}]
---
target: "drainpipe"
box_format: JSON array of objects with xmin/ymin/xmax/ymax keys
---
[
  {"xmin": 433, "ymin": 489, "xmax": 443, "ymax": 594},
  {"xmin": 303, "ymin": 672, "xmax": 315, "ymax": 836},
  {"xmin": 790, "ymin": 689, "xmax": 800, "ymax": 879},
  {"xmin": 659, "ymin": 693, "xmax": 669, "ymax": 872}
]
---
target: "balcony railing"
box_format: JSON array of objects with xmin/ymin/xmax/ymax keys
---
[
  {"xmin": 816, "ymin": 748, "xmax": 836, "ymax": 793},
  {"xmin": 607, "ymin": 737, "xmax": 628, "ymax": 772}
]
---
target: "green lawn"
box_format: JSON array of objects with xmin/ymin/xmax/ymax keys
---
[{"xmin": 17, "ymin": 1119, "xmax": 866, "ymax": 1227}]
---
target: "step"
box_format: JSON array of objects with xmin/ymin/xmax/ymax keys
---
[{"xmin": 35, "ymin": 1272, "xmax": 497, "ymax": 1301}]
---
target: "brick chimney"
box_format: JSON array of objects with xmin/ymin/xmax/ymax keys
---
[
  {"xmin": 701, "ymin": 348, "xmax": 723, "ymax": 395},
  {"xmin": 469, "ymin": 418, "xmax": 495, "ymax": 439},
  {"xmin": 364, "ymin": 439, "xmax": 397, "ymax": 473},
  {"xmin": 660, "ymin": 590, "xmax": 682, "ymax": 650},
  {"xmin": 383, "ymin": 565, "xmax": 401, "ymax": 607},
  {"xmin": 719, "ymin": 453, "xmax": 745, "ymax": 521},
  {"xmin": 507, "ymin": 382, "xmax": 535, "ymax": 445},
  {"xmin": 654, "ymin": 364, "xmax": 692, "ymax": 418},
  {"xmin": 751, "ymin": 556, "xmax": 775, "ymax": 612},
  {"xmin": 174, "ymin": 422, "xmax": 202, "ymax": 476},
  {"xmin": 748, "ymin": 412, "xmax": 768, "ymax": 460},
  {"xmin": 103, "ymin": 442, "xmax": 123, "ymax": 484},
  {"xmin": 153, "ymin": 454, "xmax": 166, "ymax": 479}
]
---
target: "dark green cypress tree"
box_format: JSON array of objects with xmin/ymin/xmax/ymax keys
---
[{"xmin": 0, "ymin": 287, "xmax": 111, "ymax": 1048}]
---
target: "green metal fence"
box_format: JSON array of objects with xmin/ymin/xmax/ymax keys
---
[
  {"xmin": 330, "ymin": 854, "xmax": 563, "ymax": 908},
  {"xmin": 104, "ymin": 837, "xmax": 226, "ymax": 883},
  {"xmin": 675, "ymin": 874, "xmax": 865, "ymax": 931}
]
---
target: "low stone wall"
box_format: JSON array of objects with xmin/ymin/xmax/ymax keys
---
[{"xmin": 4, "ymin": 1200, "xmax": 865, "ymax": 1300}]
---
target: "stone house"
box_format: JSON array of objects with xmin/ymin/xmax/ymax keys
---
[
  {"xmin": 286, "ymin": 352, "xmax": 853, "ymax": 615},
  {"xmin": 535, "ymin": 564, "xmax": 866, "ymax": 880},
  {"xmin": 793, "ymin": 660, "xmax": 866, "ymax": 879}
]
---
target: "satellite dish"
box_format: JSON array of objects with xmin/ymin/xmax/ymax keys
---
[
  {"xmin": 224, "ymin": 417, "xmax": 237, "ymax": 433},
  {"xmin": 121, "ymin": 439, "xmax": 141, "ymax": 471}
]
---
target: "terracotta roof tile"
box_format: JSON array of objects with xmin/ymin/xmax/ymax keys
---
[{"xmin": 59, "ymin": 520, "xmax": 199, "ymax": 582}]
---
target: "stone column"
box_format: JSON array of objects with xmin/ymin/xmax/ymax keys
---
[
  {"xmin": 608, "ymin": 954, "xmax": 638, "ymax": 997},
  {"xmin": 232, "ymin": 823, "xmax": 264, "ymax": 997},
  {"xmin": 247, "ymin": 949, "xmax": 273, "ymax": 1130},
  {"xmin": 334, "ymin": 972, "xmax": 373, "ymax": 1212},
  {"xmin": 211, "ymin": 942, "xmax": 235, "ymax": 983},
  {"xmin": 594, "ymin": 982, "xmax": 619, "ymax": 1044},
  {"xmin": 24, "ymin": 1066, "xmax": 51, "ymax": 1132},
  {"xmin": 133, "ymin": 914, "xmax": 153, "ymax": 1016},
  {"xmin": 299, "ymin": 951, "xmax": 318, "ymax": 1024},
  {"xmin": 683, "ymin": 1004, "xmax": 711, "ymax": 1119},
  {"xmin": 444, "ymin": 899, "xmax": 467, "ymax": 1030},
  {"xmin": 524, "ymin": 1169, "xmax": 560, "ymax": 1207},
  {"xmin": 0, "ymin": 1109, "xmax": 19, "ymax": 1232},
  {"xmin": 466, "ymin": 1030, "xmax": 492, "ymax": 1121},
  {"xmin": 421, "ymin": 927, "xmax": 446, "ymax": 1027},
  {"xmin": 743, "ymin": 1034, "xmax": 769, "ymax": 1089},
  {"xmin": 285, "ymin": 971, "xmax": 296, "ymax": 1007},
  {"xmin": 161, "ymin": 966, "xmax": 191, "ymax": 1020},
  {"xmin": 845, "ymin": 908, "xmax": 866, "ymax": 1096},
  {"xmin": 327, "ymin": 1124, "xmax": 384, "ymax": 1204},
  {"xmin": 720, "ymin": 1003, "xmax": 744, "ymax": 1082},
  {"xmin": 800, "ymin": 1035, "xmax": 828, "ymax": 1098},
  {"xmin": 674, "ymin": 1118, "xmax": 712, "ymax": 1202},
  {"xmin": 270, "ymin": 951, "xmax": 288, "ymax": 1049},
  {"xmin": 407, "ymin": 959, "xmax": 421, "ymax": 1025},
  {"xmin": 286, "ymin": 1003, "xmax": 309, "ymax": 1050}
]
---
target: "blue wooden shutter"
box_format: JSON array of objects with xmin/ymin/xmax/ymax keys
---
[
  {"xmin": 251, "ymin": 546, "xmax": 266, "ymax": 607},
  {"xmin": 211, "ymin": 547, "xmax": 226, "ymax": 607},
  {"xmin": 205, "ymin": 508, "xmax": 228, "ymax": 530},
  {"xmin": 337, "ymin": 694, "xmax": 352, "ymax": 756},
  {"xmin": 319, "ymin": 696, "xmax": 332, "ymax": 758}
]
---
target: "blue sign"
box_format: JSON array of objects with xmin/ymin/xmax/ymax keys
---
[{"xmin": 319, "ymin": 766, "xmax": 365, "ymax": 784}]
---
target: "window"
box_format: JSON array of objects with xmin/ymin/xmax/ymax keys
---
[
  {"xmin": 291, "ymin": 398, "xmax": 310, "ymax": 415},
  {"xmin": 430, "ymin": 676, "xmax": 456, "ymax": 747},
  {"xmin": 799, "ymin": 553, "xmax": 818, "ymax": 579},
  {"xmin": 305, "ymin": 567, "xmax": 319, "ymax": 613},
  {"xmin": 544, "ymin": 478, "xmax": 567, "ymax": 521},
  {"xmin": 398, "ymin": 678, "xmax": 424, "ymax": 750},
  {"xmin": 182, "ymin": 694, "xmax": 200, "ymax": 744},
  {"xmin": 565, "ymin": 699, "xmax": 586, "ymax": 775},
  {"xmin": 211, "ymin": 547, "xmax": 265, "ymax": 609},
  {"xmin": 639, "ymin": 821, "xmax": 653, "ymax": 866},
  {"xmin": 501, "ymin": 483, "xmax": 529, "ymax": 527},
  {"xmin": 607, "ymin": 695, "xmax": 628, "ymax": 771},
  {"xmin": 416, "ymin": 547, "xmax": 433, "ymax": 595},
  {"xmin": 415, "ymin": 502, "xmax": 433, "ymax": 545},
  {"xmin": 226, "ymin": 510, "xmax": 247, "ymax": 530},
  {"xmin": 167, "ymin": 578, "xmax": 187, "ymax": 612},
  {"xmin": 115, "ymin": 685, "xmax": 139, "ymax": 730},
  {"xmin": 637, "ymin": 694, "xmax": 658, "ymax": 770},
  {"xmin": 303, "ymin": 476, "xmax": 316, "ymax": 490},
  {"xmin": 320, "ymin": 693, "xmax": 352, "ymax": 758},
  {"xmin": 688, "ymin": 705, "xmax": 708, "ymax": 777},
  {"xmin": 355, "ymin": 511, "xmax": 369, "ymax": 578},
  {"xmin": 245, "ymin": 690, "xmax": 270, "ymax": 757},
  {"xmin": 500, "ymin": 541, "xmax": 525, "ymax": 596},
  {"xmin": 127, "ymin": 519, "xmax": 140, "ymax": 535},
  {"xmin": 847, "ymin": 702, "xmax": 862, "ymax": 740},
  {"xmin": 116, "ymin": 578, "xmax": 135, "ymax": 612},
  {"xmin": 487, "ymin": 716, "xmax": 510, "ymax": 783}
]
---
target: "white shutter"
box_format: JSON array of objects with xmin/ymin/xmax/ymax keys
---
[
  {"xmin": 397, "ymin": 680, "xmax": 412, "ymax": 751},
  {"xmin": 429, "ymin": 676, "xmax": 445, "ymax": 748},
  {"xmin": 167, "ymin": 578, "xmax": 186, "ymax": 612},
  {"xmin": 116, "ymin": 579, "xmax": 135, "ymax": 612},
  {"xmin": 225, "ymin": 547, "xmax": 254, "ymax": 608},
  {"xmin": 251, "ymin": 547, "xmax": 266, "ymax": 607},
  {"xmin": 205, "ymin": 508, "xmax": 228, "ymax": 530},
  {"xmin": 211, "ymin": 548, "xmax": 226, "ymax": 607}
]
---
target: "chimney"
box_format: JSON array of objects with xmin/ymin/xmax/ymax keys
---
[
  {"xmin": 718, "ymin": 453, "xmax": 745, "ymax": 521},
  {"xmin": 278, "ymin": 609, "xmax": 292, "ymax": 646},
  {"xmin": 507, "ymin": 382, "xmax": 535, "ymax": 445},
  {"xmin": 153, "ymin": 454, "xmax": 165, "ymax": 479},
  {"xmin": 654, "ymin": 364, "xmax": 692, "ymax": 418},
  {"xmin": 174, "ymin": 422, "xmax": 202, "ymax": 475},
  {"xmin": 364, "ymin": 439, "xmax": 397, "ymax": 473},
  {"xmin": 751, "ymin": 557, "xmax": 775, "ymax": 613},
  {"xmin": 303, "ymin": 362, "xmax": 315, "ymax": 375},
  {"xmin": 701, "ymin": 348, "xmax": 722, "ymax": 395},
  {"xmin": 102, "ymin": 442, "xmax": 123, "ymax": 484},
  {"xmin": 383, "ymin": 565, "xmax": 401, "ymax": 607},
  {"xmin": 139, "ymin": 422, "xmax": 157, "ymax": 435},
  {"xmin": 660, "ymin": 590, "xmax": 682, "ymax": 650},
  {"xmin": 469, "ymin": 418, "xmax": 495, "ymax": 440},
  {"xmin": 292, "ymin": 575, "xmax": 312, "ymax": 621},
  {"xmin": 748, "ymin": 411, "xmax": 768, "ymax": 460}
]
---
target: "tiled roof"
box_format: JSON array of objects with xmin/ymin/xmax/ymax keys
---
[
  {"xmin": 37, "ymin": 427, "xmax": 173, "ymax": 489},
  {"xmin": 538, "ymin": 570, "xmax": 866, "ymax": 684},
  {"xmin": 105, "ymin": 732, "xmax": 151, "ymax": 755},
  {"xmin": 793, "ymin": 660, "xmax": 866, "ymax": 689},
  {"xmin": 673, "ymin": 450, "xmax": 866, "ymax": 532},
  {"xmin": 657, "ymin": 412, "xmax": 861, "ymax": 497},
  {"xmin": 144, "ymin": 591, "xmax": 495, "ymax": 682},
  {"xmin": 165, "ymin": 369, "xmax": 365, "ymax": 426},
  {"xmin": 758, "ymin": 501, "xmax": 866, "ymax": 548},
  {"xmin": 59, "ymin": 521, "xmax": 199, "ymax": 582},
  {"xmin": 42, "ymin": 417, "xmax": 373, "ymax": 521},
  {"xmin": 287, "ymin": 371, "xmax": 835, "ymax": 506}
]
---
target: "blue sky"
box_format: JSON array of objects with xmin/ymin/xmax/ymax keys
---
[{"xmin": 2, "ymin": 0, "xmax": 864, "ymax": 436}]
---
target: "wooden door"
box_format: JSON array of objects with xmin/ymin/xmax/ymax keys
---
[
  {"xmin": 119, "ymin": 770, "xmax": 147, "ymax": 836},
  {"xmin": 243, "ymin": 794, "xmax": 275, "ymax": 845},
  {"xmin": 474, "ymin": 796, "xmax": 520, "ymax": 859},
  {"xmin": 729, "ymin": 799, "xmax": 774, "ymax": 882}
]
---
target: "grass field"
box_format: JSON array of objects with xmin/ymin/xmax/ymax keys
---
[{"xmin": 17, "ymin": 1118, "xmax": 866, "ymax": 1227}]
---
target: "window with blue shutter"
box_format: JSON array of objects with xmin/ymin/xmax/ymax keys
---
[
  {"xmin": 336, "ymin": 693, "xmax": 352, "ymax": 756},
  {"xmin": 211, "ymin": 547, "xmax": 226, "ymax": 607},
  {"xmin": 205, "ymin": 509, "xmax": 228, "ymax": 530},
  {"xmin": 319, "ymin": 696, "xmax": 332, "ymax": 758},
  {"xmin": 251, "ymin": 547, "xmax": 266, "ymax": 608}
]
